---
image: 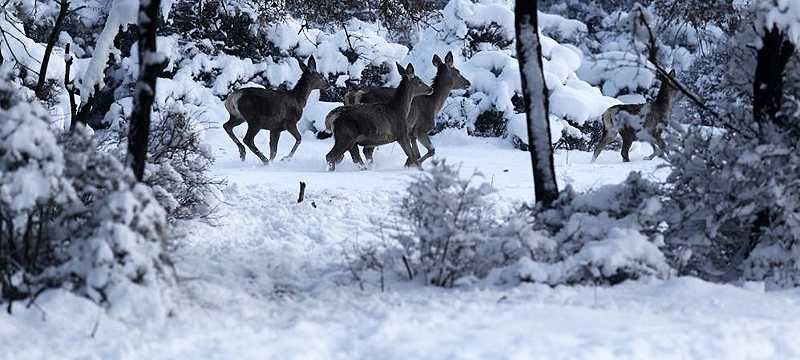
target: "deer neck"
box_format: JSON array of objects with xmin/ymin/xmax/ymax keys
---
[
  {"xmin": 290, "ymin": 75, "xmax": 314, "ymax": 108},
  {"xmin": 651, "ymin": 81, "xmax": 676, "ymax": 114},
  {"xmin": 429, "ymin": 72, "xmax": 452, "ymax": 112},
  {"xmin": 390, "ymin": 80, "xmax": 417, "ymax": 119}
]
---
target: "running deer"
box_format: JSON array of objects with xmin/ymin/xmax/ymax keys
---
[
  {"xmin": 592, "ymin": 69, "xmax": 680, "ymax": 163},
  {"xmin": 223, "ymin": 56, "xmax": 326, "ymax": 163},
  {"xmin": 320, "ymin": 52, "xmax": 470, "ymax": 166},
  {"xmin": 324, "ymin": 63, "xmax": 433, "ymax": 171}
]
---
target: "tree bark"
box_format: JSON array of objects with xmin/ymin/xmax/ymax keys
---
[
  {"xmin": 752, "ymin": 27, "xmax": 795, "ymax": 127},
  {"xmin": 64, "ymin": 43, "xmax": 78, "ymax": 130},
  {"xmin": 515, "ymin": 0, "xmax": 559, "ymax": 206},
  {"xmin": 35, "ymin": 0, "xmax": 70, "ymax": 99},
  {"xmin": 128, "ymin": 0, "xmax": 162, "ymax": 181}
]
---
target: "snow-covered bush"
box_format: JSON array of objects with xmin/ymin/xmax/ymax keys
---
[
  {"xmin": 663, "ymin": 127, "xmax": 800, "ymax": 289},
  {"xmin": 98, "ymin": 98, "xmax": 222, "ymax": 221},
  {"xmin": 144, "ymin": 102, "xmax": 223, "ymax": 220},
  {"xmin": 383, "ymin": 160, "xmax": 514, "ymax": 287},
  {"xmin": 0, "ymin": 67, "xmax": 173, "ymax": 315},
  {"xmin": 58, "ymin": 180, "xmax": 173, "ymax": 321},
  {"xmin": 164, "ymin": 0, "xmax": 275, "ymax": 59},
  {"xmin": 57, "ymin": 124, "xmax": 174, "ymax": 319},
  {"xmin": 0, "ymin": 67, "xmax": 76, "ymax": 301},
  {"xmin": 502, "ymin": 173, "xmax": 673, "ymax": 286},
  {"xmin": 659, "ymin": 3, "xmax": 800, "ymax": 289}
]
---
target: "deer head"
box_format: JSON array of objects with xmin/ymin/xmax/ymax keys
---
[
  {"xmin": 298, "ymin": 56, "xmax": 327, "ymax": 91},
  {"xmin": 397, "ymin": 62, "xmax": 433, "ymax": 97},
  {"xmin": 432, "ymin": 51, "xmax": 471, "ymax": 90}
]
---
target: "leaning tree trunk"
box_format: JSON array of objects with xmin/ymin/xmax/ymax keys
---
[
  {"xmin": 35, "ymin": 0, "xmax": 70, "ymax": 99},
  {"xmin": 753, "ymin": 27, "xmax": 795, "ymax": 128},
  {"xmin": 128, "ymin": 0, "xmax": 162, "ymax": 182},
  {"xmin": 515, "ymin": 0, "xmax": 559, "ymax": 206}
]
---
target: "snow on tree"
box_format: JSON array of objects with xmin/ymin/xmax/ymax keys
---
[{"xmin": 77, "ymin": 0, "xmax": 139, "ymax": 103}]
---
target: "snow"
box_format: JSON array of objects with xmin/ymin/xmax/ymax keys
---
[
  {"xmin": 5, "ymin": 120, "xmax": 800, "ymax": 358},
  {"xmin": 762, "ymin": 0, "xmax": 800, "ymax": 45},
  {"xmin": 78, "ymin": 0, "xmax": 139, "ymax": 102},
  {"xmin": 3, "ymin": 0, "xmax": 800, "ymax": 357}
]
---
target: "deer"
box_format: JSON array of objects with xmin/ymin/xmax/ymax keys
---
[
  {"xmin": 223, "ymin": 56, "xmax": 326, "ymax": 164},
  {"xmin": 324, "ymin": 63, "xmax": 433, "ymax": 171},
  {"xmin": 592, "ymin": 69, "xmax": 680, "ymax": 163},
  {"xmin": 319, "ymin": 51, "xmax": 471, "ymax": 167}
]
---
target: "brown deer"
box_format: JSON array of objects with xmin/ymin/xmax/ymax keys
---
[
  {"xmin": 324, "ymin": 63, "xmax": 433, "ymax": 171},
  {"xmin": 223, "ymin": 56, "xmax": 326, "ymax": 163},
  {"xmin": 592, "ymin": 69, "xmax": 680, "ymax": 163},
  {"xmin": 320, "ymin": 52, "xmax": 470, "ymax": 166}
]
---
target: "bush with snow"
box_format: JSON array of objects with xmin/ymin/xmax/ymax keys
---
[
  {"xmin": 378, "ymin": 160, "xmax": 515, "ymax": 288},
  {"xmin": 98, "ymin": 97, "xmax": 223, "ymax": 221},
  {"xmin": 0, "ymin": 68, "xmax": 173, "ymax": 316},
  {"xmin": 501, "ymin": 173, "xmax": 673, "ymax": 286},
  {"xmin": 657, "ymin": 3, "xmax": 800, "ymax": 289},
  {"xmin": 0, "ymin": 67, "xmax": 77, "ymax": 301}
]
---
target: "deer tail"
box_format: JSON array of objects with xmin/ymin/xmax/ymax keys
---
[{"xmin": 319, "ymin": 107, "xmax": 344, "ymax": 140}]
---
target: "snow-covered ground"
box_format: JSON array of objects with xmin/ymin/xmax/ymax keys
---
[{"xmin": 4, "ymin": 128, "xmax": 800, "ymax": 359}]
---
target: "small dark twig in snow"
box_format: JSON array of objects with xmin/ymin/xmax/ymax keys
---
[{"xmin": 297, "ymin": 182, "xmax": 306, "ymax": 203}]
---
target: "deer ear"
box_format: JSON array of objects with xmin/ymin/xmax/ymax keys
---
[
  {"xmin": 444, "ymin": 51, "xmax": 454, "ymax": 66},
  {"xmin": 432, "ymin": 54, "xmax": 443, "ymax": 67},
  {"xmin": 406, "ymin": 63, "xmax": 415, "ymax": 76},
  {"xmin": 396, "ymin": 62, "xmax": 406, "ymax": 77},
  {"xmin": 298, "ymin": 58, "xmax": 308, "ymax": 73},
  {"xmin": 307, "ymin": 56, "xmax": 317, "ymax": 72}
]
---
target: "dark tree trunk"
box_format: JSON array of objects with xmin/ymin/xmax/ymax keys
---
[
  {"xmin": 128, "ymin": 0, "xmax": 162, "ymax": 181},
  {"xmin": 35, "ymin": 0, "xmax": 70, "ymax": 99},
  {"xmin": 753, "ymin": 27, "xmax": 795, "ymax": 127},
  {"xmin": 64, "ymin": 43, "xmax": 78, "ymax": 129},
  {"xmin": 515, "ymin": 0, "xmax": 559, "ymax": 206}
]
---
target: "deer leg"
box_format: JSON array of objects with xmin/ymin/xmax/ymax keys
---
[
  {"xmin": 268, "ymin": 130, "xmax": 281, "ymax": 161},
  {"xmin": 406, "ymin": 135, "xmax": 422, "ymax": 168},
  {"xmin": 620, "ymin": 128, "xmax": 635, "ymax": 163},
  {"xmin": 223, "ymin": 116, "xmax": 247, "ymax": 161},
  {"xmin": 349, "ymin": 146, "xmax": 366, "ymax": 170},
  {"xmin": 243, "ymin": 127, "xmax": 269, "ymax": 164},
  {"xmin": 282, "ymin": 124, "xmax": 302, "ymax": 161},
  {"xmin": 417, "ymin": 133, "xmax": 436, "ymax": 164},
  {"xmin": 591, "ymin": 127, "xmax": 615, "ymax": 163},
  {"xmin": 398, "ymin": 136, "xmax": 419, "ymax": 168},
  {"xmin": 363, "ymin": 146, "xmax": 376, "ymax": 164},
  {"xmin": 645, "ymin": 130, "xmax": 666, "ymax": 160},
  {"xmin": 326, "ymin": 141, "xmax": 351, "ymax": 171}
]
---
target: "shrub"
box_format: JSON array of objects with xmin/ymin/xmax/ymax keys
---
[
  {"xmin": 386, "ymin": 160, "xmax": 513, "ymax": 287},
  {"xmin": 145, "ymin": 102, "xmax": 223, "ymax": 220},
  {"xmin": 0, "ymin": 70, "xmax": 77, "ymax": 302},
  {"xmin": 663, "ymin": 127, "xmax": 800, "ymax": 289},
  {"xmin": 502, "ymin": 173, "xmax": 673, "ymax": 286},
  {"xmin": 0, "ymin": 69, "xmax": 172, "ymax": 315}
]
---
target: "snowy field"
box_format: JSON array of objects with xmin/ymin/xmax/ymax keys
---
[{"xmin": 3, "ymin": 126, "xmax": 800, "ymax": 359}]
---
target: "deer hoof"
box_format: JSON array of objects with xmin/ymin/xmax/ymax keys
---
[
  {"xmin": 327, "ymin": 162, "xmax": 336, "ymax": 172},
  {"xmin": 280, "ymin": 156, "xmax": 293, "ymax": 162},
  {"xmin": 239, "ymin": 148, "xmax": 246, "ymax": 161}
]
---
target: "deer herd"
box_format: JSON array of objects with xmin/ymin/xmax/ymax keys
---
[{"xmin": 223, "ymin": 52, "xmax": 679, "ymax": 171}]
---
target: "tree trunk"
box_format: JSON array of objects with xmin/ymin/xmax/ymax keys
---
[
  {"xmin": 753, "ymin": 27, "xmax": 795, "ymax": 128},
  {"xmin": 128, "ymin": 0, "xmax": 162, "ymax": 182},
  {"xmin": 515, "ymin": 0, "xmax": 559, "ymax": 206},
  {"xmin": 64, "ymin": 43, "xmax": 78, "ymax": 130},
  {"xmin": 35, "ymin": 0, "xmax": 70, "ymax": 99}
]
